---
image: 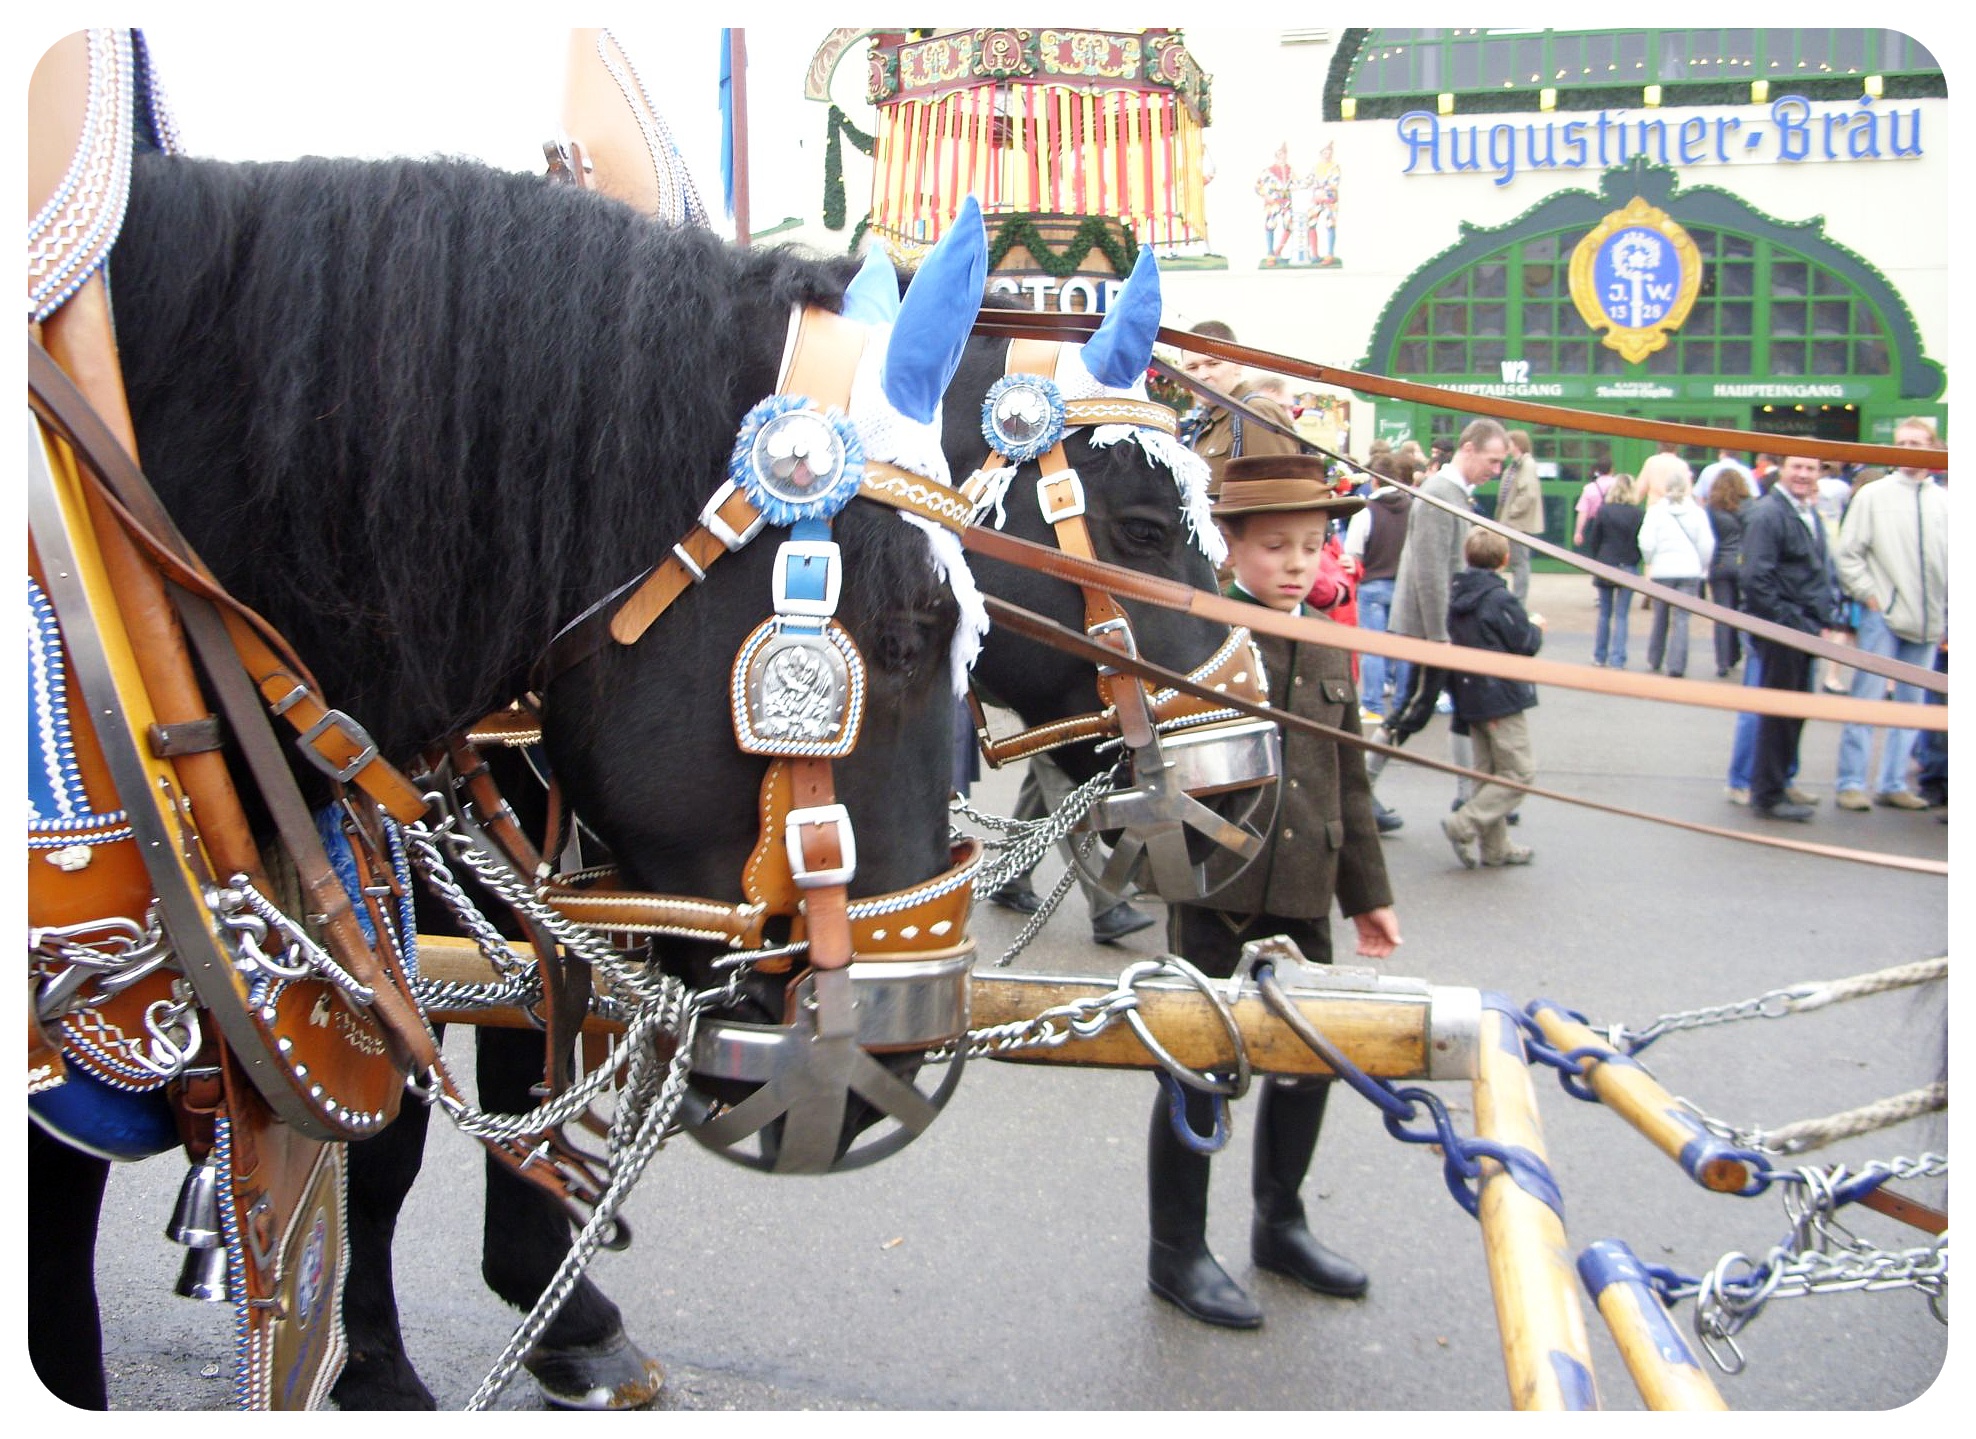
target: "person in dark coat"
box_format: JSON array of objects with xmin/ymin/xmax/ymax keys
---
[
  {"xmin": 1147, "ymin": 455, "xmax": 1402, "ymax": 1331},
  {"xmin": 1441, "ymin": 528, "xmax": 1545, "ymax": 867},
  {"xmin": 1704, "ymin": 466, "xmax": 1757, "ymax": 676},
  {"xmin": 1739, "ymin": 453, "xmax": 1848, "ymax": 822},
  {"xmin": 1582, "ymin": 472, "xmax": 1644, "ymax": 668}
]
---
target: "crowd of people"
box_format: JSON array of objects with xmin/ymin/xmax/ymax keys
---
[{"xmin": 982, "ymin": 318, "xmax": 1944, "ymax": 1333}]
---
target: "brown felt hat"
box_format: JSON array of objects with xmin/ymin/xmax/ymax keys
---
[{"xmin": 1210, "ymin": 454, "xmax": 1365, "ymax": 518}]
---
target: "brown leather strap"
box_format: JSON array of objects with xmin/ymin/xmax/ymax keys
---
[
  {"xmin": 968, "ymin": 308, "xmax": 1950, "ymax": 474},
  {"xmin": 1151, "ymin": 354, "xmax": 1944, "ymax": 696},
  {"xmin": 28, "ymin": 339, "xmax": 433, "ymax": 820},
  {"xmin": 961, "ymin": 525, "xmax": 1946, "ymax": 732},
  {"xmin": 1854, "ymin": 1186, "xmax": 1948, "ymax": 1236},
  {"xmin": 607, "ymin": 482, "xmax": 766, "ymax": 647},
  {"xmin": 981, "ymin": 592, "xmax": 1946, "ymax": 877},
  {"xmin": 787, "ymin": 757, "xmax": 853, "ymax": 970}
]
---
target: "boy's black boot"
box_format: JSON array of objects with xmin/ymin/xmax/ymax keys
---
[
  {"xmin": 1147, "ymin": 1089, "xmax": 1261, "ymax": 1329},
  {"xmin": 1250, "ymin": 1078, "xmax": 1369, "ymax": 1298}
]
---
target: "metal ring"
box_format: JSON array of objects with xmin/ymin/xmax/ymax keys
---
[{"xmin": 1119, "ymin": 955, "xmax": 1252, "ymax": 1100}]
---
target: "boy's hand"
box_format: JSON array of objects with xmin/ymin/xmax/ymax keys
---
[
  {"xmin": 1528, "ymin": 612, "xmax": 1547, "ymax": 628},
  {"xmin": 1352, "ymin": 906, "xmax": 1401, "ymax": 958}
]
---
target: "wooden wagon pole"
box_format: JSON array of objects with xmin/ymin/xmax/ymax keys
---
[
  {"xmin": 416, "ymin": 936, "xmax": 1482, "ymax": 1081},
  {"xmin": 1577, "ymin": 1240, "xmax": 1728, "ymax": 1410},
  {"xmin": 1527, "ymin": 1002, "xmax": 1768, "ymax": 1195},
  {"xmin": 1472, "ymin": 1004, "xmax": 1602, "ymax": 1410}
]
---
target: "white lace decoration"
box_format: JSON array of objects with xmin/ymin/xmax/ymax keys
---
[
  {"xmin": 1089, "ymin": 425, "xmax": 1227, "ymax": 568},
  {"xmin": 846, "ymin": 323, "xmax": 952, "ymax": 486}
]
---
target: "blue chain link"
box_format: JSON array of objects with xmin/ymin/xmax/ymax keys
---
[{"xmin": 1254, "ymin": 964, "xmax": 1567, "ymax": 1224}]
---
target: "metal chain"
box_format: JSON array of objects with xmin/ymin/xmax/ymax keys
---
[
  {"xmin": 1617, "ymin": 957, "xmax": 1946, "ymax": 1053},
  {"xmin": 952, "ymin": 759, "xmax": 1125, "ymax": 968},
  {"xmin": 465, "ymin": 984, "xmax": 702, "ymax": 1411},
  {"xmin": 31, "ymin": 908, "xmax": 172, "ymax": 1023},
  {"xmin": 206, "ymin": 875, "xmax": 377, "ymax": 1007},
  {"xmin": 1648, "ymin": 1153, "xmax": 1951, "ymax": 1373}
]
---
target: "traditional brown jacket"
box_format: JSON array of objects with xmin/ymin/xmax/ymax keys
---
[
  {"xmin": 1196, "ymin": 589, "xmax": 1394, "ymax": 922},
  {"xmin": 1188, "ymin": 391, "xmax": 1302, "ymax": 493}
]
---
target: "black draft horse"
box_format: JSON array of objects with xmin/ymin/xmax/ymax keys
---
[
  {"xmin": 30, "ymin": 146, "xmax": 981, "ymax": 1410},
  {"xmin": 310, "ymin": 260, "xmax": 1248, "ymax": 1406}
]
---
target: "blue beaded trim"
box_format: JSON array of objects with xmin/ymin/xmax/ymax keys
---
[
  {"xmin": 728, "ymin": 395, "xmax": 865, "ymax": 527},
  {"xmin": 27, "ymin": 576, "xmax": 133, "ymax": 847},
  {"xmin": 980, "ymin": 374, "xmax": 1067, "ymax": 464}
]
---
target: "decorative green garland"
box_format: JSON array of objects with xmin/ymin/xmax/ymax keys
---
[
  {"xmin": 987, "ymin": 213, "xmax": 1138, "ymax": 279},
  {"xmin": 822, "ymin": 104, "xmax": 876, "ymax": 232}
]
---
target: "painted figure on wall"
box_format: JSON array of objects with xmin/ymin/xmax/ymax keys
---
[
  {"xmin": 1257, "ymin": 143, "xmax": 1295, "ymax": 262},
  {"xmin": 1305, "ymin": 141, "xmax": 1340, "ymax": 266},
  {"xmin": 1257, "ymin": 140, "xmax": 1340, "ymax": 269}
]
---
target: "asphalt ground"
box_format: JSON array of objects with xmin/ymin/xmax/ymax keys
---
[{"xmin": 74, "ymin": 574, "xmax": 1953, "ymax": 1417}]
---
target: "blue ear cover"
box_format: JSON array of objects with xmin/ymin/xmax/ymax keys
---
[
  {"xmin": 883, "ymin": 194, "xmax": 988, "ymax": 423},
  {"xmin": 840, "ymin": 244, "xmax": 902, "ymax": 326},
  {"xmin": 1080, "ymin": 245, "xmax": 1162, "ymax": 389}
]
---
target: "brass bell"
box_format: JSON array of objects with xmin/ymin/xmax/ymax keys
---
[
  {"xmin": 166, "ymin": 1158, "xmax": 223, "ymax": 1249},
  {"xmin": 173, "ymin": 1241, "xmax": 231, "ymax": 1303}
]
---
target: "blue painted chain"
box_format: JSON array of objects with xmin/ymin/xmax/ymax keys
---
[{"xmin": 1254, "ymin": 964, "xmax": 1565, "ymax": 1222}]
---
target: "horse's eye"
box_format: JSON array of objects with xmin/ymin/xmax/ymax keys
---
[{"xmin": 1114, "ymin": 517, "xmax": 1171, "ymax": 553}]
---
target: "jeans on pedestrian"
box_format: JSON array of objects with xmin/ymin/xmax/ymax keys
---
[
  {"xmin": 1834, "ymin": 608, "xmax": 1936, "ymax": 796},
  {"xmin": 1709, "ymin": 573, "xmax": 1743, "ymax": 673},
  {"xmin": 1356, "ymin": 576, "xmax": 1395, "ymax": 712},
  {"xmin": 1593, "ymin": 570, "xmax": 1637, "ymax": 667},
  {"xmin": 1728, "ymin": 644, "xmax": 1800, "ymax": 792},
  {"xmin": 1506, "ymin": 541, "xmax": 1532, "ymax": 603},
  {"xmin": 1646, "ymin": 576, "xmax": 1702, "ymax": 676},
  {"xmin": 1913, "ymin": 645, "xmax": 1948, "ymax": 800}
]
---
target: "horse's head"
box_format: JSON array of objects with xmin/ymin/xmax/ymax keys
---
[
  {"xmin": 944, "ymin": 251, "xmax": 1281, "ymax": 900},
  {"xmin": 540, "ymin": 201, "xmax": 993, "ymax": 1174}
]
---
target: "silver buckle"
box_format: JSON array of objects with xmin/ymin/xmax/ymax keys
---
[
  {"xmin": 699, "ymin": 479, "xmax": 768, "ymax": 552},
  {"xmin": 785, "ymin": 802, "xmax": 857, "ymax": 889},
  {"xmin": 297, "ymin": 710, "xmax": 380, "ymax": 784}
]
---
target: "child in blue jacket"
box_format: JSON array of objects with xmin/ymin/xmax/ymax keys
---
[{"xmin": 1441, "ymin": 527, "xmax": 1545, "ymax": 867}]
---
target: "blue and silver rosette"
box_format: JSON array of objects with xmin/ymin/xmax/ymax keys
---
[
  {"xmin": 729, "ymin": 395, "xmax": 866, "ymax": 526},
  {"xmin": 980, "ymin": 373, "xmax": 1067, "ymax": 464}
]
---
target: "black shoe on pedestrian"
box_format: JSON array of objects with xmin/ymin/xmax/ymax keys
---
[
  {"xmin": 1252, "ymin": 1219, "xmax": 1369, "ymax": 1298},
  {"xmin": 987, "ymin": 879, "xmax": 1043, "ymax": 914},
  {"xmin": 1091, "ymin": 901, "xmax": 1156, "ymax": 945},
  {"xmin": 1374, "ymin": 801, "xmax": 1403, "ymax": 834},
  {"xmin": 1753, "ymin": 801, "xmax": 1815, "ymax": 823},
  {"xmin": 1506, "ymin": 810, "xmax": 1520, "ymax": 826},
  {"xmin": 1148, "ymin": 1241, "xmax": 1263, "ymax": 1328}
]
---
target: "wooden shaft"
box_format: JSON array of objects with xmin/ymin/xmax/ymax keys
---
[
  {"xmin": 1473, "ymin": 1007, "xmax": 1600, "ymax": 1410},
  {"xmin": 1578, "ymin": 1240, "xmax": 1728, "ymax": 1410},
  {"xmin": 1528, "ymin": 1004, "xmax": 1766, "ymax": 1195},
  {"xmin": 415, "ymin": 939, "xmax": 1475, "ymax": 1079}
]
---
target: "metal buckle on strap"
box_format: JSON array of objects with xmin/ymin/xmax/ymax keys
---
[
  {"xmin": 298, "ymin": 709, "xmax": 381, "ymax": 784},
  {"xmin": 785, "ymin": 802, "xmax": 857, "ymax": 889},
  {"xmin": 1037, "ymin": 469, "xmax": 1086, "ymax": 524},
  {"xmin": 771, "ymin": 540, "xmax": 843, "ymax": 619},
  {"xmin": 1087, "ymin": 615, "xmax": 1138, "ymax": 673},
  {"xmin": 699, "ymin": 479, "xmax": 768, "ymax": 552}
]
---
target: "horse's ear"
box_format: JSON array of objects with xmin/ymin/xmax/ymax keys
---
[
  {"xmin": 883, "ymin": 195, "xmax": 987, "ymax": 424},
  {"xmin": 841, "ymin": 243, "xmax": 902, "ymax": 326},
  {"xmin": 1080, "ymin": 245, "xmax": 1162, "ymax": 389}
]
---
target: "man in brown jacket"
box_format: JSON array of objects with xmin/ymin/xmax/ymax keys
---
[
  {"xmin": 1495, "ymin": 429, "xmax": 1546, "ymax": 601},
  {"xmin": 1177, "ymin": 320, "xmax": 1304, "ymax": 495},
  {"xmin": 1146, "ymin": 454, "xmax": 1403, "ymax": 1330}
]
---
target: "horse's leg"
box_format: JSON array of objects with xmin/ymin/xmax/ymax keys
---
[
  {"xmin": 475, "ymin": 1025, "xmax": 663, "ymax": 1409},
  {"xmin": 28, "ymin": 1123, "xmax": 111, "ymax": 1409},
  {"xmin": 330, "ymin": 1092, "xmax": 439, "ymax": 1410}
]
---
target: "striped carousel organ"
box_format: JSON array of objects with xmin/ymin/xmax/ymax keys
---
[{"xmin": 862, "ymin": 28, "xmax": 1211, "ymax": 300}]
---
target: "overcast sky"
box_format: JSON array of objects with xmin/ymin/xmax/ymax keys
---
[{"xmin": 33, "ymin": 12, "xmax": 739, "ymax": 229}]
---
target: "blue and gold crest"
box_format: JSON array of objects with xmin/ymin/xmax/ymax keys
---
[{"xmin": 1568, "ymin": 197, "xmax": 1702, "ymax": 365}]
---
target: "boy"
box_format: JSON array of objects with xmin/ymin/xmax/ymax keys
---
[
  {"xmin": 1441, "ymin": 527, "xmax": 1545, "ymax": 867},
  {"xmin": 1144, "ymin": 454, "xmax": 1403, "ymax": 1330}
]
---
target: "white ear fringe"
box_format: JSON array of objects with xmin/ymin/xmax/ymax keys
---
[
  {"xmin": 901, "ymin": 513, "xmax": 990, "ymax": 697},
  {"xmin": 847, "ymin": 323, "xmax": 953, "ymax": 485},
  {"xmin": 1088, "ymin": 424, "xmax": 1228, "ymax": 568}
]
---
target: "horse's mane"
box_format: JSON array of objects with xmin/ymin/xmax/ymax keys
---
[{"xmin": 110, "ymin": 150, "xmax": 868, "ymax": 757}]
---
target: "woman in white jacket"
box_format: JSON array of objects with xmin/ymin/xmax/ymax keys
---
[{"xmin": 1635, "ymin": 455, "xmax": 1716, "ymax": 678}]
